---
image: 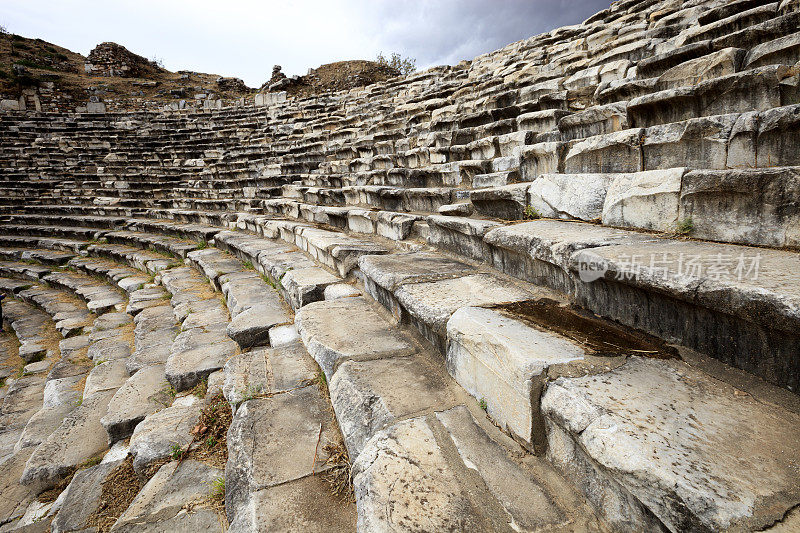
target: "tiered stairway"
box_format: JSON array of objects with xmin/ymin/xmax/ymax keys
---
[{"xmin": 2, "ymin": 0, "xmax": 800, "ymax": 531}]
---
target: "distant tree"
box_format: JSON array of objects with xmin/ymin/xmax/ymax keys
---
[
  {"xmin": 0, "ymin": 24, "xmax": 8, "ymax": 34},
  {"xmin": 151, "ymin": 55, "xmax": 165, "ymax": 69},
  {"xmin": 376, "ymin": 52, "xmax": 416, "ymax": 76}
]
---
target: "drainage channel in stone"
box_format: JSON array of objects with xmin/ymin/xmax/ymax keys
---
[{"xmin": 494, "ymin": 298, "xmax": 678, "ymax": 359}]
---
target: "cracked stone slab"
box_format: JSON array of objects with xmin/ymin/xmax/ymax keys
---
[
  {"xmin": 165, "ymin": 336, "xmax": 239, "ymax": 392},
  {"xmin": 227, "ymin": 474, "xmax": 356, "ymax": 533},
  {"xmin": 436, "ymin": 405, "xmax": 582, "ymax": 531},
  {"xmin": 226, "ymin": 302, "xmax": 292, "ymax": 349},
  {"xmin": 446, "ymin": 306, "xmax": 587, "ymax": 449},
  {"xmin": 352, "ymin": 416, "xmax": 493, "ymax": 532},
  {"xmin": 358, "ymin": 252, "xmax": 475, "ymax": 291},
  {"xmin": 225, "ymin": 386, "xmax": 339, "ymax": 522},
  {"xmin": 110, "ymin": 459, "xmax": 223, "ymax": 533},
  {"xmin": 330, "ymin": 356, "xmax": 456, "ymax": 459},
  {"xmin": 101, "ymin": 364, "xmax": 170, "ymax": 444},
  {"xmin": 395, "ymin": 273, "xmax": 536, "ymax": 336},
  {"xmin": 542, "ymin": 357, "xmax": 800, "ymax": 532},
  {"xmin": 21, "ymin": 390, "xmax": 115, "ymax": 492},
  {"xmin": 223, "ymin": 342, "xmax": 317, "ymax": 411},
  {"xmin": 83, "ymin": 359, "xmax": 129, "ymax": 398},
  {"xmin": 279, "ymin": 266, "xmax": 340, "ymax": 309},
  {"xmin": 295, "ymin": 296, "xmax": 417, "ymax": 380},
  {"xmin": 129, "ymin": 395, "xmax": 202, "ymax": 476}
]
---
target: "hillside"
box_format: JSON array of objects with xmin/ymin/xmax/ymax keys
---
[
  {"xmin": 0, "ymin": 32, "xmax": 403, "ymax": 113},
  {"xmin": 0, "ymin": 33, "xmax": 255, "ymax": 112}
]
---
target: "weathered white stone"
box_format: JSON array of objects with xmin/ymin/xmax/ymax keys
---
[
  {"xmin": 226, "ymin": 302, "xmax": 292, "ymax": 348},
  {"xmin": 268, "ymin": 323, "xmax": 300, "ymax": 347},
  {"xmin": 446, "ymin": 307, "xmax": 585, "ymax": 447},
  {"xmin": 110, "ymin": 459, "xmax": 223, "ymax": 532},
  {"xmin": 542, "ymin": 357, "xmax": 800, "ymax": 532},
  {"xmin": 395, "ymin": 274, "xmax": 536, "ymax": 337},
  {"xmin": 330, "ymin": 356, "xmax": 455, "ymax": 459},
  {"xmin": 679, "ymin": 167, "xmax": 800, "ymax": 247},
  {"xmin": 295, "ymin": 297, "xmax": 416, "ymax": 380},
  {"xmin": 601, "ymin": 168, "xmax": 685, "ymax": 231},
  {"xmin": 101, "ymin": 364, "xmax": 169, "ymax": 443},
  {"xmin": 529, "ymin": 173, "xmax": 614, "ymax": 220},
  {"xmin": 165, "ymin": 335, "xmax": 239, "ymax": 392},
  {"xmin": 225, "ymin": 387, "xmax": 339, "ymax": 521},
  {"xmin": 21, "ymin": 391, "xmax": 115, "ymax": 491},
  {"xmin": 129, "ymin": 396, "xmax": 202, "ymax": 475},
  {"xmin": 83, "ymin": 360, "xmax": 128, "ymax": 398},
  {"xmin": 352, "ymin": 417, "xmax": 487, "ymax": 532}
]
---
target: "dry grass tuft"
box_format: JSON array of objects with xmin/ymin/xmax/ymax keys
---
[
  {"xmin": 85, "ymin": 456, "xmax": 141, "ymax": 533},
  {"xmin": 186, "ymin": 393, "xmax": 232, "ymax": 469},
  {"xmin": 321, "ymin": 441, "xmax": 354, "ymax": 503}
]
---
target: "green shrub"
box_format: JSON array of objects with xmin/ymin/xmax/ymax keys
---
[{"xmin": 376, "ymin": 52, "xmax": 416, "ymax": 75}]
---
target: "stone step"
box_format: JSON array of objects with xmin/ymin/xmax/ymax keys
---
[
  {"xmin": 109, "ymin": 459, "xmax": 224, "ymax": 531},
  {"xmin": 8, "ymin": 278, "xmax": 95, "ymax": 338},
  {"xmin": 226, "ymin": 383, "xmax": 356, "ymax": 531},
  {"xmin": 0, "ymin": 247, "xmax": 76, "ymax": 267},
  {"xmin": 42, "ymin": 270, "xmax": 126, "ymax": 315},
  {"xmin": 20, "ymin": 389, "xmax": 116, "ymax": 492},
  {"xmin": 86, "ymin": 242, "xmax": 177, "ymax": 274},
  {"xmin": 294, "ymin": 293, "xmax": 603, "ymax": 531},
  {"xmin": 68, "ymin": 255, "xmax": 151, "ymax": 294},
  {"xmin": 358, "ymin": 251, "xmax": 553, "ymax": 354},
  {"xmin": 480, "ymin": 220, "xmax": 800, "ymax": 391},
  {"xmin": 103, "ymin": 229, "xmax": 200, "ymax": 259},
  {"xmin": 542, "ymin": 356, "xmax": 800, "ymax": 531},
  {"xmin": 158, "ymin": 266, "xmax": 238, "ymax": 392}
]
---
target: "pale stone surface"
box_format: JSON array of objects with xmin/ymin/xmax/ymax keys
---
[
  {"xmin": 227, "ymin": 475, "xmax": 355, "ymax": 533},
  {"xmin": 352, "ymin": 417, "xmax": 489, "ymax": 532},
  {"xmin": 483, "ymin": 219, "xmax": 659, "ymax": 271},
  {"xmin": 110, "ymin": 459, "xmax": 223, "ymax": 532},
  {"xmin": 395, "ymin": 274, "xmax": 535, "ymax": 335},
  {"xmin": 226, "ymin": 302, "xmax": 291, "ymax": 348},
  {"xmin": 436, "ymin": 406, "xmax": 575, "ymax": 531},
  {"xmin": 530, "ymin": 173, "xmax": 614, "ymax": 220},
  {"xmin": 165, "ymin": 336, "xmax": 239, "ymax": 392},
  {"xmin": 359, "ymin": 252, "xmax": 474, "ymax": 292},
  {"xmin": 330, "ymin": 356, "xmax": 455, "ymax": 459},
  {"xmin": 129, "ymin": 396, "xmax": 202, "ymax": 475},
  {"xmin": 295, "ymin": 297, "xmax": 416, "ymax": 380},
  {"xmin": 14, "ymin": 404, "xmax": 75, "ymax": 453},
  {"xmin": 225, "ymin": 386, "xmax": 338, "ymax": 521},
  {"xmin": 21, "ymin": 391, "xmax": 115, "ymax": 491},
  {"xmin": 280, "ymin": 266, "xmax": 340, "ymax": 309},
  {"xmin": 542, "ymin": 357, "xmax": 800, "ymax": 532},
  {"xmin": 268, "ymin": 323, "xmax": 300, "ymax": 347},
  {"xmin": 446, "ymin": 307, "xmax": 585, "ymax": 446},
  {"xmin": 601, "ymin": 168, "xmax": 685, "ymax": 231},
  {"xmin": 0, "ymin": 449, "xmax": 37, "ymax": 525},
  {"xmin": 101, "ymin": 364, "xmax": 169, "ymax": 443},
  {"xmin": 83, "ymin": 359, "xmax": 129, "ymax": 398},
  {"xmin": 322, "ymin": 283, "xmax": 359, "ymax": 300},
  {"xmin": 679, "ymin": 167, "xmax": 800, "ymax": 247}
]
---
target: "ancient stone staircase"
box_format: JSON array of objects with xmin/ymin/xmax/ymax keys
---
[{"xmin": 2, "ymin": 0, "xmax": 800, "ymax": 531}]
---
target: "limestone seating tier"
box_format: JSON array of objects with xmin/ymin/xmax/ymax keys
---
[
  {"xmin": 3, "ymin": 211, "xmax": 799, "ymax": 530},
  {"xmin": 2, "ymin": 0, "xmax": 800, "ymax": 530},
  {"xmin": 0, "ymin": 271, "xmax": 136, "ymax": 503}
]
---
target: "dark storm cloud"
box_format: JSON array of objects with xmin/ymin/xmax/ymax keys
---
[
  {"xmin": 0, "ymin": 0, "xmax": 613, "ymax": 87},
  {"xmin": 362, "ymin": 0, "xmax": 613, "ymax": 67}
]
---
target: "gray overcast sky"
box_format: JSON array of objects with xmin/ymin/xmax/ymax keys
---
[{"xmin": 1, "ymin": 0, "xmax": 611, "ymax": 88}]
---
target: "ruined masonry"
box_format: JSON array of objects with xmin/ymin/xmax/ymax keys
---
[{"xmin": 1, "ymin": 0, "xmax": 800, "ymax": 531}]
